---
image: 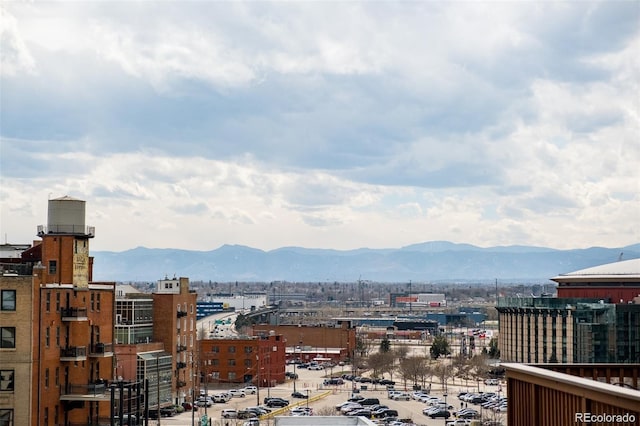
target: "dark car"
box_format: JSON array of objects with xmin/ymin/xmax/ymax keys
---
[
  {"xmin": 373, "ymin": 409, "xmax": 399, "ymax": 418},
  {"xmin": 291, "ymin": 391, "xmax": 308, "ymax": 399},
  {"xmin": 237, "ymin": 410, "xmax": 255, "ymax": 419},
  {"xmin": 160, "ymin": 407, "xmax": 176, "ymax": 417},
  {"xmin": 346, "ymin": 408, "xmax": 372, "ymax": 417},
  {"xmin": 359, "ymin": 398, "xmax": 380, "ymax": 406},
  {"xmin": 429, "ymin": 409, "xmax": 451, "ymax": 419},
  {"xmin": 265, "ymin": 398, "xmax": 289, "ymax": 408}
]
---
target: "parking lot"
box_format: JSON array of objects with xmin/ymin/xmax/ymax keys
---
[{"xmin": 149, "ymin": 363, "xmax": 506, "ymax": 426}]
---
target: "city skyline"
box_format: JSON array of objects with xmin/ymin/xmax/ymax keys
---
[{"xmin": 1, "ymin": 2, "xmax": 639, "ymax": 252}]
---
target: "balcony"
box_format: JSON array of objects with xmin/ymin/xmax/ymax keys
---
[
  {"xmin": 176, "ymin": 362, "xmax": 187, "ymax": 369},
  {"xmin": 88, "ymin": 342, "xmax": 113, "ymax": 358},
  {"xmin": 60, "ymin": 381, "xmax": 110, "ymax": 401},
  {"xmin": 60, "ymin": 346, "xmax": 87, "ymax": 361},
  {"xmin": 177, "ymin": 310, "xmax": 188, "ymax": 318},
  {"xmin": 177, "ymin": 345, "xmax": 187, "ymax": 352},
  {"xmin": 61, "ymin": 307, "xmax": 88, "ymax": 321}
]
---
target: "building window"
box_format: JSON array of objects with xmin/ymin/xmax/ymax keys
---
[
  {"xmin": 244, "ymin": 346, "xmax": 253, "ymax": 354},
  {"xmin": 55, "ymin": 293, "xmax": 60, "ymax": 312},
  {"xmin": 228, "ymin": 359, "xmax": 236, "ymax": 366},
  {"xmin": 244, "ymin": 359, "xmax": 252, "ymax": 368},
  {"xmin": 44, "ymin": 407, "xmax": 48, "ymax": 426},
  {"xmin": 56, "ymin": 327, "xmax": 60, "ymax": 347},
  {"xmin": 45, "ymin": 368, "xmax": 49, "ymax": 388},
  {"xmin": 212, "ymin": 359, "xmax": 219, "ymax": 366},
  {"xmin": 55, "ymin": 367, "xmax": 59, "ymax": 387},
  {"xmin": 45, "ymin": 327, "xmax": 50, "ymax": 347},
  {"xmin": 90, "ymin": 293, "xmax": 95, "ymax": 311},
  {"xmin": 48, "ymin": 260, "xmax": 57, "ymax": 275},
  {"xmin": 210, "ymin": 371, "xmax": 219, "ymax": 380},
  {"xmin": 1, "ymin": 291, "xmax": 16, "ymax": 311},
  {"xmin": 0, "ymin": 409, "xmax": 14, "ymax": 426},
  {"xmin": 0, "ymin": 370, "xmax": 14, "ymax": 391},
  {"xmin": 228, "ymin": 372, "xmax": 236, "ymax": 381},
  {"xmin": 54, "ymin": 405, "xmax": 59, "ymax": 425},
  {"xmin": 228, "ymin": 346, "xmax": 236, "ymax": 353},
  {"xmin": 211, "ymin": 346, "xmax": 219, "ymax": 353},
  {"xmin": 45, "ymin": 292, "xmax": 50, "ymax": 312},
  {"xmin": 0, "ymin": 327, "xmax": 16, "ymax": 349},
  {"xmin": 96, "ymin": 293, "xmax": 101, "ymax": 311}
]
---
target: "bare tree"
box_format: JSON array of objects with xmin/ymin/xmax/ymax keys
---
[{"xmin": 399, "ymin": 356, "xmax": 426, "ymax": 389}]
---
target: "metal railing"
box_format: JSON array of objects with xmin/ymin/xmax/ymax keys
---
[
  {"xmin": 61, "ymin": 307, "xmax": 88, "ymax": 320},
  {"xmin": 89, "ymin": 342, "xmax": 113, "ymax": 356},
  {"xmin": 60, "ymin": 346, "xmax": 87, "ymax": 359}
]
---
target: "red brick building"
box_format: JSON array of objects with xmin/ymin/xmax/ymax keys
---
[
  {"xmin": 199, "ymin": 333, "xmax": 286, "ymax": 389},
  {"xmin": 0, "ymin": 196, "xmax": 116, "ymax": 426},
  {"xmin": 252, "ymin": 323, "xmax": 356, "ymax": 362}
]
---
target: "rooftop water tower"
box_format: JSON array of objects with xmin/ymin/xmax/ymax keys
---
[{"xmin": 38, "ymin": 195, "xmax": 94, "ymax": 237}]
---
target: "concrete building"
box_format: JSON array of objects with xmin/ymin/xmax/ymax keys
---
[
  {"xmin": 497, "ymin": 258, "xmax": 640, "ymax": 364},
  {"xmin": 0, "ymin": 196, "xmax": 116, "ymax": 426}
]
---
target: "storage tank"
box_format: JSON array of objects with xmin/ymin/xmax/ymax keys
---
[{"xmin": 47, "ymin": 196, "xmax": 85, "ymax": 234}]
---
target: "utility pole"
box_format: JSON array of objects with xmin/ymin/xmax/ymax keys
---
[
  {"xmin": 156, "ymin": 355, "xmax": 161, "ymax": 426},
  {"xmin": 191, "ymin": 352, "xmax": 195, "ymax": 426}
]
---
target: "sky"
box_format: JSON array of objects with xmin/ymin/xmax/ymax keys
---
[{"xmin": 1, "ymin": 1, "xmax": 639, "ymax": 253}]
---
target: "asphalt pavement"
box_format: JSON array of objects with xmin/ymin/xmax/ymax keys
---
[{"xmin": 149, "ymin": 363, "xmax": 506, "ymax": 426}]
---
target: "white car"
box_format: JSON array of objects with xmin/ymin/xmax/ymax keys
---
[
  {"xmin": 243, "ymin": 386, "xmax": 258, "ymax": 394},
  {"xmin": 392, "ymin": 392, "xmax": 411, "ymax": 401},
  {"xmin": 485, "ymin": 378, "xmax": 500, "ymax": 385},
  {"xmin": 308, "ymin": 365, "xmax": 324, "ymax": 370},
  {"xmin": 221, "ymin": 409, "xmax": 238, "ymax": 418},
  {"xmin": 229, "ymin": 389, "xmax": 246, "ymax": 398},
  {"xmin": 446, "ymin": 420, "xmax": 472, "ymax": 426}
]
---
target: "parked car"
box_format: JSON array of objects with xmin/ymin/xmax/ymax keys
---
[
  {"xmin": 229, "ymin": 389, "xmax": 246, "ymax": 398},
  {"xmin": 160, "ymin": 406, "xmax": 176, "ymax": 417},
  {"xmin": 308, "ymin": 364, "xmax": 324, "ymax": 370},
  {"xmin": 446, "ymin": 420, "xmax": 472, "ymax": 426},
  {"xmin": 243, "ymin": 386, "xmax": 258, "ymax": 394},
  {"xmin": 213, "ymin": 393, "xmax": 230, "ymax": 403},
  {"xmin": 346, "ymin": 408, "xmax": 372, "ymax": 417},
  {"xmin": 265, "ymin": 398, "xmax": 289, "ymax": 408},
  {"xmin": 372, "ymin": 409, "xmax": 399, "ymax": 419},
  {"xmin": 392, "ymin": 392, "xmax": 411, "ymax": 401},
  {"xmin": 428, "ymin": 409, "xmax": 451, "ymax": 419},
  {"xmin": 291, "ymin": 391, "xmax": 308, "ymax": 399},
  {"xmin": 485, "ymin": 379, "xmax": 500, "ymax": 386},
  {"xmin": 221, "ymin": 409, "xmax": 238, "ymax": 419},
  {"xmin": 196, "ymin": 397, "xmax": 213, "ymax": 407},
  {"xmin": 237, "ymin": 410, "xmax": 255, "ymax": 419}
]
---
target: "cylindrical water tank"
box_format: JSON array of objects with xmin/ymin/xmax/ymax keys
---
[{"xmin": 47, "ymin": 196, "xmax": 86, "ymax": 234}]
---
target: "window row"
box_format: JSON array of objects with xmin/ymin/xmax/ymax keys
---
[{"xmin": 209, "ymin": 346, "xmax": 254, "ymax": 353}]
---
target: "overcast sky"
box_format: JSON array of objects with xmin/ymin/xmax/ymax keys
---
[{"xmin": 1, "ymin": 1, "xmax": 638, "ymax": 252}]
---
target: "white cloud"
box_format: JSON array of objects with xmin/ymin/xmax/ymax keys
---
[{"xmin": 1, "ymin": 1, "xmax": 638, "ymax": 252}]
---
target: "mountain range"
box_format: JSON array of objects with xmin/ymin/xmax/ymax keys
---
[{"xmin": 91, "ymin": 241, "xmax": 640, "ymax": 284}]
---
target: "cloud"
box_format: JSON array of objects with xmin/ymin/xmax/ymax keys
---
[{"xmin": 1, "ymin": 1, "xmax": 638, "ymax": 252}]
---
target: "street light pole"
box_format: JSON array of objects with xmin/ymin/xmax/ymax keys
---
[{"xmin": 443, "ymin": 393, "xmax": 448, "ymax": 424}]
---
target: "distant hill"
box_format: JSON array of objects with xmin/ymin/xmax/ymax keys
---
[{"xmin": 91, "ymin": 241, "xmax": 640, "ymax": 283}]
